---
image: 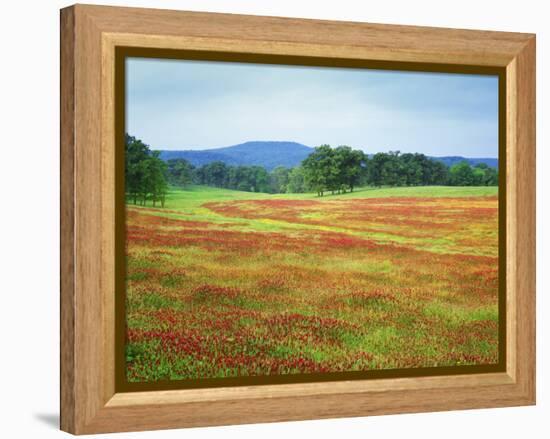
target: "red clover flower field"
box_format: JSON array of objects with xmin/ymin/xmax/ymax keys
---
[{"xmin": 125, "ymin": 185, "xmax": 499, "ymax": 382}]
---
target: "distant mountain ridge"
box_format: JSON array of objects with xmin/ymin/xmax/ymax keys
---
[
  {"xmin": 157, "ymin": 141, "xmax": 498, "ymax": 170},
  {"xmin": 158, "ymin": 141, "xmax": 313, "ymax": 170},
  {"xmin": 428, "ymin": 156, "xmax": 498, "ymax": 169}
]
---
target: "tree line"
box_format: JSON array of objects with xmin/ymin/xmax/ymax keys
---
[
  {"xmin": 165, "ymin": 147, "xmax": 498, "ymax": 196},
  {"xmin": 125, "ymin": 134, "xmax": 168, "ymax": 206},
  {"xmin": 126, "ymin": 134, "xmax": 498, "ymax": 205},
  {"xmin": 301, "ymin": 146, "xmax": 497, "ymax": 195}
]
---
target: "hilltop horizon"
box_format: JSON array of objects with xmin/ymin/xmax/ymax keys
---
[
  {"xmin": 155, "ymin": 139, "xmax": 498, "ymax": 159},
  {"xmin": 153, "ymin": 139, "xmax": 498, "ymax": 171}
]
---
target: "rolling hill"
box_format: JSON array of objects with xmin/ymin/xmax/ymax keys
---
[
  {"xmin": 428, "ymin": 156, "xmax": 498, "ymax": 169},
  {"xmin": 157, "ymin": 141, "xmax": 498, "ymax": 170},
  {"xmin": 158, "ymin": 141, "xmax": 313, "ymax": 170}
]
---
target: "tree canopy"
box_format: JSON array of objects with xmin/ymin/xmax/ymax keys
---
[
  {"xmin": 125, "ymin": 134, "xmax": 168, "ymax": 207},
  {"xmin": 448, "ymin": 161, "xmax": 498, "ymax": 186}
]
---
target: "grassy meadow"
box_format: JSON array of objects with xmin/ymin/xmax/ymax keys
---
[{"xmin": 125, "ymin": 185, "xmax": 499, "ymax": 381}]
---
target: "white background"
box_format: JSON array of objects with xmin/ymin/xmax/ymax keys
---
[{"xmin": 0, "ymin": 0, "xmax": 547, "ymax": 437}]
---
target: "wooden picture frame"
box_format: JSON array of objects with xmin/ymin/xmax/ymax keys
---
[{"xmin": 60, "ymin": 4, "xmax": 536, "ymax": 434}]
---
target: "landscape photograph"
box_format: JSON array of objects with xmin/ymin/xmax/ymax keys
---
[{"xmin": 123, "ymin": 57, "xmax": 500, "ymax": 383}]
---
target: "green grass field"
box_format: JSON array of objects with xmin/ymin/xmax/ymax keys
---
[{"xmin": 125, "ymin": 185, "xmax": 499, "ymax": 381}]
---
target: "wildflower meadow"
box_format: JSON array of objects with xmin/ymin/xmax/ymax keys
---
[{"xmin": 125, "ymin": 185, "xmax": 499, "ymax": 382}]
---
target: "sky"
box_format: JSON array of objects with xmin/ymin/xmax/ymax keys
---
[{"xmin": 126, "ymin": 57, "xmax": 499, "ymax": 158}]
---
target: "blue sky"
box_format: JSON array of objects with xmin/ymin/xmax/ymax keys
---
[{"xmin": 126, "ymin": 57, "xmax": 499, "ymax": 158}]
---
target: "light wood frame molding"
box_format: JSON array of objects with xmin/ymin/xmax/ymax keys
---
[{"xmin": 60, "ymin": 4, "xmax": 536, "ymax": 434}]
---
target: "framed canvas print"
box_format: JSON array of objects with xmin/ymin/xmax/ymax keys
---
[{"xmin": 60, "ymin": 4, "xmax": 536, "ymax": 434}]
